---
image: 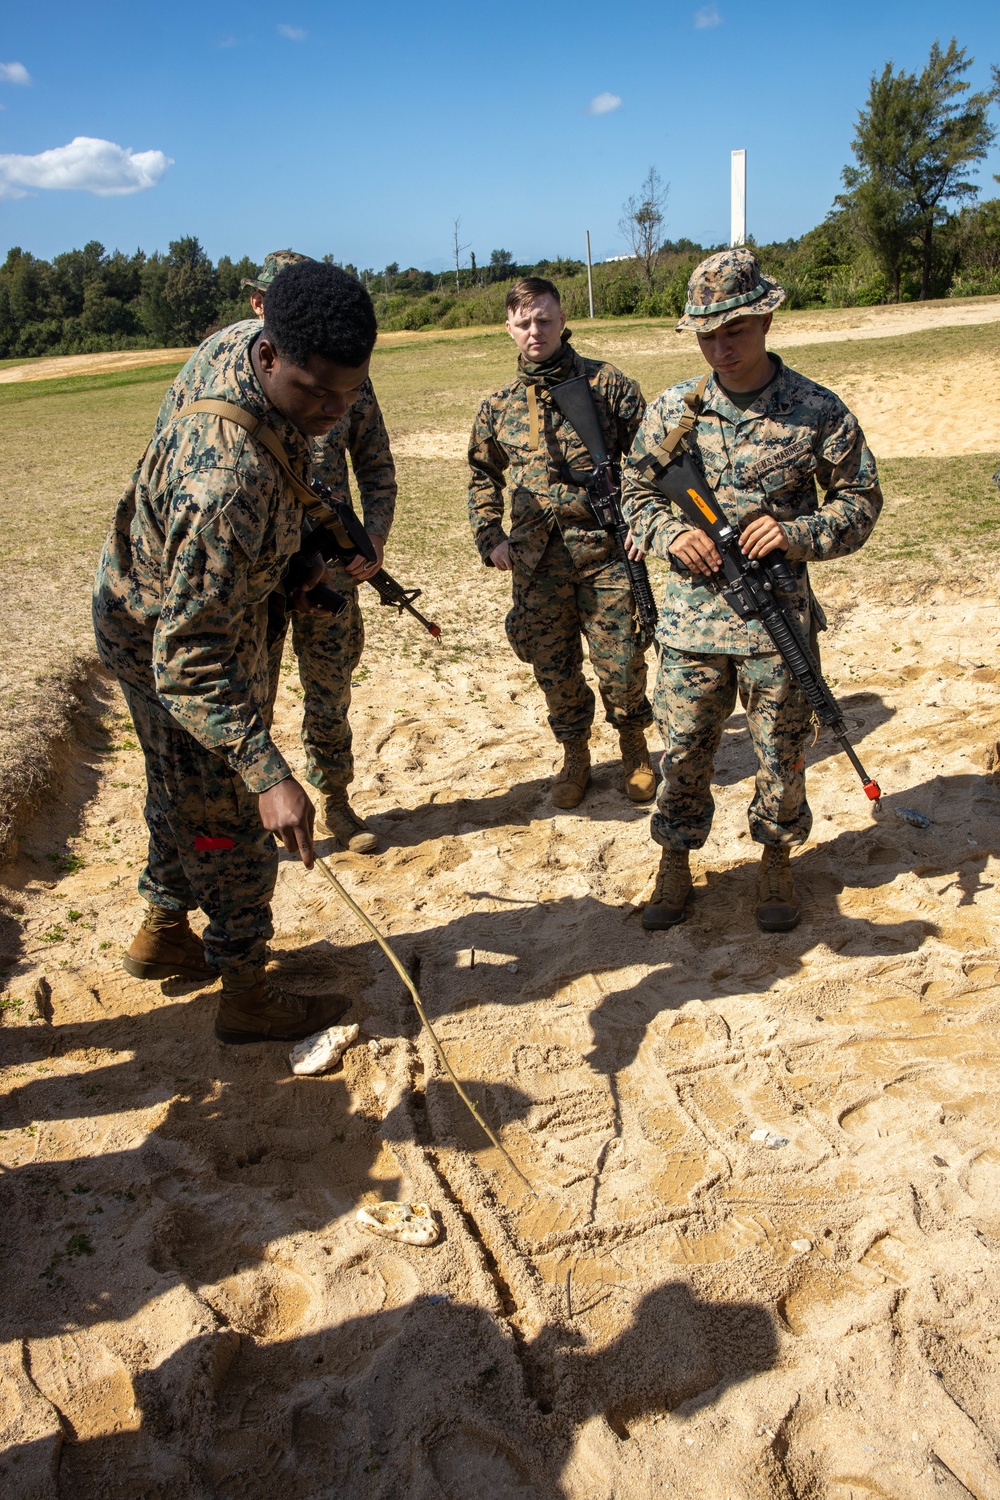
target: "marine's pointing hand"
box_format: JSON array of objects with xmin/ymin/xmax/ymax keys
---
[{"xmin": 259, "ymin": 777, "xmax": 316, "ymax": 868}]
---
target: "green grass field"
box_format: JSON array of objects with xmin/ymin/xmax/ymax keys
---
[{"xmin": 1, "ymin": 316, "xmax": 997, "ymax": 853}]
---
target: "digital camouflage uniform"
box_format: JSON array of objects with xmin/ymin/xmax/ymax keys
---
[
  {"xmin": 264, "ymin": 381, "xmax": 396, "ymax": 794},
  {"xmin": 94, "ymin": 320, "xmax": 310, "ymax": 973},
  {"xmin": 241, "ymin": 252, "xmax": 398, "ymax": 801},
  {"xmin": 622, "ymin": 354, "xmax": 882, "ymax": 851},
  {"xmin": 468, "ymin": 338, "xmax": 651, "ymax": 741}
]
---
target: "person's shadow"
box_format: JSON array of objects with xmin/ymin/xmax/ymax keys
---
[
  {"xmin": 2, "ymin": 1281, "xmax": 779, "ymax": 1498},
  {"xmin": 584, "ymin": 760, "xmax": 997, "ymax": 1086},
  {"xmin": 0, "ymin": 937, "xmax": 395, "ymax": 1353}
]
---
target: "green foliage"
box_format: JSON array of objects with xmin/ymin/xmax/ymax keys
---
[
  {"xmin": 837, "ymin": 38, "xmax": 999, "ymax": 300},
  {"xmin": 0, "ymin": 239, "xmax": 260, "ymax": 358}
]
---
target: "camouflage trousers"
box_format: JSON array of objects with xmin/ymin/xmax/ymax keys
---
[
  {"xmin": 651, "ymin": 645, "xmax": 815, "ymax": 851},
  {"xmin": 265, "ymin": 561, "xmax": 365, "ymax": 795},
  {"xmin": 506, "ymin": 533, "xmax": 652, "ymax": 743},
  {"xmin": 121, "ymin": 683, "xmax": 277, "ymax": 974}
]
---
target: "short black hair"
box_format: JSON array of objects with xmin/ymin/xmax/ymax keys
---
[{"xmin": 263, "ymin": 260, "xmax": 377, "ymax": 368}]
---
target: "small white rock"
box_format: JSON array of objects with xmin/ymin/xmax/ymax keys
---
[
  {"xmin": 790, "ymin": 1238, "xmax": 812, "ymax": 1254},
  {"xmin": 367, "ymin": 1038, "xmax": 382, "ymax": 1057},
  {"xmin": 356, "ymin": 1201, "xmax": 440, "ymax": 1247},
  {"xmin": 750, "ymin": 1127, "xmax": 790, "ymax": 1149},
  {"xmin": 289, "ymin": 1022, "xmax": 359, "ymax": 1076}
]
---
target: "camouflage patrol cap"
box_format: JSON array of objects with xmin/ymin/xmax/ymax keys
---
[
  {"xmin": 241, "ymin": 249, "xmax": 313, "ymax": 294},
  {"xmin": 675, "ymin": 247, "xmax": 785, "ymax": 334}
]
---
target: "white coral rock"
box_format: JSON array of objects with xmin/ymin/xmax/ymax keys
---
[
  {"xmin": 356, "ymin": 1201, "xmax": 440, "ymax": 1247},
  {"xmin": 289, "ymin": 1022, "xmax": 359, "ymax": 1076}
]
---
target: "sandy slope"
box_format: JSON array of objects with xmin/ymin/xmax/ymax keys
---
[
  {"xmin": 0, "ymin": 348, "xmax": 194, "ymax": 384},
  {"xmin": 2, "ymin": 574, "xmax": 999, "ymax": 1496}
]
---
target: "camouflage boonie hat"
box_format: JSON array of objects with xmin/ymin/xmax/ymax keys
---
[
  {"xmin": 241, "ymin": 249, "xmax": 313, "ymax": 294},
  {"xmin": 675, "ymin": 247, "xmax": 785, "ymax": 333}
]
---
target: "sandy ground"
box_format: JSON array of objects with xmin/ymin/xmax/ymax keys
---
[
  {"xmin": 2, "ymin": 573, "xmax": 1000, "ymax": 1496},
  {"xmin": 834, "ymin": 358, "xmax": 1000, "ymax": 458},
  {"xmin": 386, "ymin": 346, "xmax": 1000, "ymax": 468}
]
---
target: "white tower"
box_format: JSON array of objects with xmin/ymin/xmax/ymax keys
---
[{"xmin": 731, "ymin": 149, "xmax": 746, "ymax": 247}]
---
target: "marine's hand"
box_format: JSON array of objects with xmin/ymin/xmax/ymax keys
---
[
  {"xmin": 258, "ymin": 777, "xmax": 316, "ymax": 868},
  {"xmin": 346, "ymin": 530, "xmax": 385, "ymax": 581},
  {"xmin": 490, "ymin": 539, "xmax": 512, "ymax": 572},
  {"xmin": 625, "ymin": 528, "xmax": 646, "ymax": 561},
  {"xmin": 668, "ymin": 528, "xmax": 721, "ymax": 576},
  {"xmin": 741, "ymin": 514, "xmax": 789, "ymax": 560},
  {"xmin": 289, "ymin": 556, "xmax": 332, "ymax": 614}
]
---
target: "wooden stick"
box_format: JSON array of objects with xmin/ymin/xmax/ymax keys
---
[{"xmin": 313, "ymin": 857, "xmax": 537, "ymax": 1196}]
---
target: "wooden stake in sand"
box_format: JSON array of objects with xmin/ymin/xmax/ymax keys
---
[{"xmin": 313, "ymin": 857, "xmax": 537, "ymax": 1196}]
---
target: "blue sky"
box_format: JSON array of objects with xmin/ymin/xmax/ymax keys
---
[{"xmin": 1, "ymin": 0, "xmax": 998, "ymax": 270}]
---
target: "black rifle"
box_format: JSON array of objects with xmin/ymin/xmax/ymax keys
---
[
  {"xmin": 636, "ymin": 444, "xmax": 881, "ymax": 806},
  {"xmin": 286, "ymin": 492, "xmax": 441, "ymax": 640},
  {"xmin": 547, "ymin": 375, "xmax": 658, "ymax": 651},
  {"xmin": 283, "ymin": 542, "xmax": 349, "ymax": 619}
]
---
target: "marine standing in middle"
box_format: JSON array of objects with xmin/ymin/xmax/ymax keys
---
[{"xmin": 468, "ymin": 277, "xmax": 655, "ymax": 808}]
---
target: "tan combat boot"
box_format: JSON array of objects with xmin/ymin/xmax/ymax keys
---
[
  {"xmin": 618, "ymin": 724, "xmax": 656, "ymax": 803},
  {"xmin": 215, "ymin": 968, "xmax": 353, "ymax": 1045},
  {"xmin": 755, "ymin": 846, "xmax": 800, "ymax": 932},
  {"xmin": 642, "ymin": 850, "xmax": 693, "ymax": 930},
  {"xmin": 320, "ymin": 790, "xmax": 379, "ymax": 854},
  {"xmin": 551, "ymin": 736, "xmax": 591, "ymax": 809},
  {"xmin": 123, "ymin": 905, "xmax": 215, "ymax": 982}
]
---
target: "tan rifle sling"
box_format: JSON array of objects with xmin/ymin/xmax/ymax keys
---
[
  {"xmin": 646, "ymin": 372, "xmax": 710, "ymax": 468},
  {"xmin": 524, "ymin": 382, "xmax": 542, "ymax": 451},
  {"xmin": 170, "ymin": 398, "xmax": 355, "ymax": 549}
]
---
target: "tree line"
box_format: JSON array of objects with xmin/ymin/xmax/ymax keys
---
[{"xmin": 1, "ymin": 37, "xmax": 997, "ymax": 360}]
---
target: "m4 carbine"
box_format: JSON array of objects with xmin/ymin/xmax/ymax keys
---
[
  {"xmin": 287, "ymin": 490, "xmax": 441, "ymax": 640},
  {"xmin": 547, "ymin": 375, "xmax": 658, "ymax": 651},
  {"xmin": 636, "ymin": 444, "xmax": 881, "ymax": 806}
]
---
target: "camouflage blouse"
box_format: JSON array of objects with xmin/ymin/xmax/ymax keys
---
[
  {"xmin": 622, "ymin": 358, "xmax": 883, "ymax": 655},
  {"xmin": 94, "ymin": 321, "xmax": 312, "ymax": 792},
  {"xmin": 468, "ymin": 346, "xmax": 645, "ymax": 578},
  {"xmin": 311, "ymin": 379, "xmax": 397, "ymax": 539}
]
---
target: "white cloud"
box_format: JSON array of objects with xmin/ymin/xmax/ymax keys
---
[
  {"xmin": 0, "ymin": 136, "xmax": 173, "ymax": 198},
  {"xmin": 0, "ymin": 62, "xmax": 32, "ymax": 85},
  {"xmin": 277, "ymin": 24, "xmax": 306, "ymax": 40},
  {"xmin": 587, "ymin": 92, "xmax": 622, "ymax": 116},
  {"xmin": 694, "ymin": 5, "xmax": 722, "ymax": 26}
]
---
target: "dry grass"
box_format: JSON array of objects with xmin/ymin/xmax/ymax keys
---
[
  {"xmin": 1, "ymin": 316, "xmax": 997, "ymax": 856},
  {"xmin": 0, "ymin": 377, "xmax": 171, "ymax": 856}
]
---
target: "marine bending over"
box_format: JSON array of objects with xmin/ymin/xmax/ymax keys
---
[
  {"xmin": 246, "ymin": 250, "xmax": 398, "ymax": 855},
  {"xmin": 94, "ymin": 261, "xmax": 380, "ymax": 1044}
]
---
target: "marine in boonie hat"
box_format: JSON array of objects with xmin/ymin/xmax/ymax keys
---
[
  {"xmin": 675, "ymin": 247, "xmax": 785, "ymax": 334},
  {"xmin": 241, "ymin": 248, "xmax": 313, "ymax": 294}
]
